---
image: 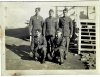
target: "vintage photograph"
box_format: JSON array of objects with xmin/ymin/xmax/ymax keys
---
[{"xmin": 0, "ymin": 0, "xmax": 99, "ymax": 75}]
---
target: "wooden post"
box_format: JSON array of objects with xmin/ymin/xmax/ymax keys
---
[
  {"xmin": 55, "ymin": 6, "xmax": 58, "ymax": 17},
  {"xmin": 87, "ymin": 6, "xmax": 89, "ymax": 19},
  {"xmin": 76, "ymin": 7, "xmax": 81, "ymax": 54}
]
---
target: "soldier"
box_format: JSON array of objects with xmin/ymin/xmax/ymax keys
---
[
  {"xmin": 52, "ymin": 28, "xmax": 66, "ymax": 65},
  {"xmin": 31, "ymin": 29, "xmax": 47, "ymax": 63},
  {"xmin": 29, "ymin": 7, "xmax": 44, "ymax": 37},
  {"xmin": 59, "ymin": 8, "xmax": 73, "ymax": 59},
  {"xmin": 44, "ymin": 9, "xmax": 58, "ymax": 59}
]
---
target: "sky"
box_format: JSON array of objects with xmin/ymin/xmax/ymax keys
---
[{"xmin": 0, "ymin": 2, "xmax": 96, "ymax": 29}]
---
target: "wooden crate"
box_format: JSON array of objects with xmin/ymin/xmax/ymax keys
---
[{"xmin": 78, "ymin": 20, "xmax": 96, "ymax": 54}]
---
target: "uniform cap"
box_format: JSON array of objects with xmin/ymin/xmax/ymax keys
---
[
  {"xmin": 56, "ymin": 28, "xmax": 62, "ymax": 32},
  {"xmin": 35, "ymin": 7, "xmax": 41, "ymax": 11},
  {"xmin": 63, "ymin": 8, "xmax": 68, "ymax": 12},
  {"xmin": 49, "ymin": 9, "xmax": 54, "ymax": 12}
]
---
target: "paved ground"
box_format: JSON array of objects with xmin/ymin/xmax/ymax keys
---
[{"xmin": 5, "ymin": 29, "xmax": 85, "ymax": 70}]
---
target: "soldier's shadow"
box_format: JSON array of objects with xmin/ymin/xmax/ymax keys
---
[{"xmin": 6, "ymin": 44, "xmax": 33, "ymax": 60}]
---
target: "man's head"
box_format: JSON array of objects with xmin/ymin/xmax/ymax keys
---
[
  {"xmin": 35, "ymin": 7, "xmax": 40, "ymax": 15},
  {"xmin": 56, "ymin": 28, "xmax": 62, "ymax": 38},
  {"xmin": 63, "ymin": 8, "xmax": 68, "ymax": 17},
  {"xmin": 35, "ymin": 29, "xmax": 41, "ymax": 37},
  {"xmin": 49, "ymin": 9, "xmax": 54, "ymax": 17}
]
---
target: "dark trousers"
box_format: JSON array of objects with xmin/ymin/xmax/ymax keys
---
[
  {"xmin": 34, "ymin": 47, "xmax": 47, "ymax": 61},
  {"xmin": 46, "ymin": 35, "xmax": 54, "ymax": 60},
  {"xmin": 54, "ymin": 47, "xmax": 65, "ymax": 63},
  {"xmin": 46, "ymin": 35, "xmax": 54, "ymax": 52}
]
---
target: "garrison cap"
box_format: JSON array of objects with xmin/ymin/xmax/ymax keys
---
[
  {"xmin": 56, "ymin": 28, "xmax": 62, "ymax": 32},
  {"xmin": 63, "ymin": 8, "xmax": 68, "ymax": 12},
  {"xmin": 35, "ymin": 7, "xmax": 41, "ymax": 11},
  {"xmin": 49, "ymin": 9, "xmax": 54, "ymax": 12}
]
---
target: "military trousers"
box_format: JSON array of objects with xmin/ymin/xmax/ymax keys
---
[
  {"xmin": 46, "ymin": 35, "xmax": 55, "ymax": 60},
  {"xmin": 46, "ymin": 35, "xmax": 54, "ymax": 52},
  {"xmin": 54, "ymin": 47, "xmax": 65, "ymax": 63},
  {"xmin": 64, "ymin": 36, "xmax": 70, "ymax": 56},
  {"xmin": 34, "ymin": 46, "xmax": 47, "ymax": 61}
]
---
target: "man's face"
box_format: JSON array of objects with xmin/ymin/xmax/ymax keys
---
[
  {"xmin": 35, "ymin": 31, "xmax": 41, "ymax": 37},
  {"xmin": 35, "ymin": 8, "xmax": 40, "ymax": 15},
  {"xmin": 63, "ymin": 11, "xmax": 68, "ymax": 16},
  {"xmin": 49, "ymin": 11, "xmax": 54, "ymax": 17},
  {"xmin": 56, "ymin": 31, "xmax": 62, "ymax": 38}
]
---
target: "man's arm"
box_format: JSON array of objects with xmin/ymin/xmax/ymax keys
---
[
  {"xmin": 43, "ymin": 19, "xmax": 46, "ymax": 36},
  {"xmin": 59, "ymin": 18, "xmax": 62, "ymax": 28},
  {"xmin": 70, "ymin": 18, "xmax": 73, "ymax": 38},
  {"xmin": 41, "ymin": 17, "xmax": 44, "ymax": 36},
  {"xmin": 31, "ymin": 38, "xmax": 34, "ymax": 51},
  {"xmin": 55, "ymin": 18, "xmax": 59, "ymax": 30},
  {"xmin": 29, "ymin": 17, "xmax": 33, "ymax": 34}
]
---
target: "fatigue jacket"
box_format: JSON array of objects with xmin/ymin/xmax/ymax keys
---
[
  {"xmin": 29, "ymin": 15, "xmax": 44, "ymax": 36},
  {"xmin": 31, "ymin": 35, "xmax": 47, "ymax": 50},
  {"xmin": 59, "ymin": 16, "xmax": 73, "ymax": 37},
  {"xmin": 52, "ymin": 36, "xmax": 66, "ymax": 50},
  {"xmin": 44, "ymin": 17, "xmax": 58, "ymax": 36}
]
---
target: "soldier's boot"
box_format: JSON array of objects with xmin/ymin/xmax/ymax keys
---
[
  {"xmin": 64, "ymin": 48, "xmax": 68, "ymax": 60},
  {"xmin": 42, "ymin": 59, "xmax": 45, "ymax": 64},
  {"xmin": 59, "ymin": 49, "xmax": 64, "ymax": 65},
  {"xmin": 58, "ymin": 57, "xmax": 64, "ymax": 65},
  {"xmin": 34, "ymin": 52, "xmax": 38, "ymax": 61},
  {"xmin": 34, "ymin": 57, "xmax": 38, "ymax": 61},
  {"xmin": 47, "ymin": 53, "xmax": 53, "ymax": 61},
  {"xmin": 60, "ymin": 56, "xmax": 64, "ymax": 65},
  {"xmin": 64, "ymin": 37, "xmax": 69, "ymax": 60},
  {"xmin": 64, "ymin": 53, "xmax": 67, "ymax": 60}
]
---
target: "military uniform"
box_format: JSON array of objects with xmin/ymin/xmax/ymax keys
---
[
  {"xmin": 44, "ymin": 17, "xmax": 58, "ymax": 36},
  {"xmin": 44, "ymin": 17, "xmax": 58, "ymax": 57},
  {"xmin": 52, "ymin": 36, "xmax": 66, "ymax": 64},
  {"xmin": 31, "ymin": 35, "xmax": 47, "ymax": 63},
  {"xmin": 59, "ymin": 16, "xmax": 73, "ymax": 57},
  {"xmin": 29, "ymin": 15, "xmax": 44, "ymax": 36}
]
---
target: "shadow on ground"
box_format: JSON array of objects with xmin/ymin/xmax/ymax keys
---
[
  {"xmin": 6, "ymin": 44, "xmax": 33, "ymax": 60},
  {"xmin": 5, "ymin": 27, "xmax": 30, "ymax": 40}
]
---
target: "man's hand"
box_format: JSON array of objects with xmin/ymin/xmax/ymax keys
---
[
  {"xmin": 29, "ymin": 52, "xmax": 33, "ymax": 58},
  {"xmin": 70, "ymin": 35, "xmax": 72, "ymax": 38},
  {"xmin": 51, "ymin": 50, "xmax": 54, "ymax": 57},
  {"xmin": 34, "ymin": 47, "xmax": 38, "ymax": 51},
  {"xmin": 38, "ymin": 46, "xmax": 43, "ymax": 49}
]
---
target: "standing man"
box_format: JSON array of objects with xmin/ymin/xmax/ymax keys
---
[
  {"xmin": 29, "ymin": 7, "xmax": 44, "ymax": 38},
  {"xmin": 31, "ymin": 29, "xmax": 47, "ymax": 63},
  {"xmin": 59, "ymin": 8, "xmax": 73, "ymax": 59},
  {"xmin": 44, "ymin": 9, "xmax": 58, "ymax": 59},
  {"xmin": 29, "ymin": 7, "xmax": 44, "ymax": 53}
]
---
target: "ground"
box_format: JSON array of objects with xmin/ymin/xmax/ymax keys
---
[{"xmin": 5, "ymin": 28, "xmax": 85, "ymax": 70}]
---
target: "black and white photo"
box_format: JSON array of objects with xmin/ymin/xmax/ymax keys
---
[{"xmin": 0, "ymin": 0, "xmax": 99, "ymax": 75}]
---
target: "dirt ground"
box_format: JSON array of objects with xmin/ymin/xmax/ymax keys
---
[{"xmin": 5, "ymin": 28, "xmax": 85, "ymax": 70}]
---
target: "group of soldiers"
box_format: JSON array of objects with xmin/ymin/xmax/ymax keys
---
[{"xmin": 29, "ymin": 7, "xmax": 73, "ymax": 65}]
